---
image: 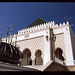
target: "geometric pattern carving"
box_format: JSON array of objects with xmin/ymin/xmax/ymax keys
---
[
  {"xmin": 54, "ymin": 33, "xmax": 66, "ymax": 59},
  {"xmin": 17, "ymin": 36, "xmax": 44, "ymax": 56},
  {"xmin": 55, "ymin": 33, "xmax": 65, "ymax": 50}
]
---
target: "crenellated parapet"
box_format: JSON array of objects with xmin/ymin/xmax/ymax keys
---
[
  {"xmin": 2, "ymin": 21, "xmax": 70, "ymax": 40},
  {"xmin": 2, "ymin": 20, "xmax": 70, "ymax": 41},
  {"xmin": 14, "ymin": 21, "xmax": 70, "ymax": 36}
]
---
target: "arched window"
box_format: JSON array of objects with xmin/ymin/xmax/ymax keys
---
[
  {"xmin": 55, "ymin": 48, "xmax": 64, "ymax": 61},
  {"xmin": 35, "ymin": 50, "xmax": 43, "ymax": 65},
  {"xmin": 21, "ymin": 48, "xmax": 32, "ymax": 65}
]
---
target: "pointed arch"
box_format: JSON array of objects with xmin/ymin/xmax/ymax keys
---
[
  {"xmin": 21, "ymin": 48, "xmax": 32, "ymax": 65},
  {"xmin": 35, "ymin": 50, "xmax": 43, "ymax": 65},
  {"xmin": 54, "ymin": 48, "xmax": 64, "ymax": 61}
]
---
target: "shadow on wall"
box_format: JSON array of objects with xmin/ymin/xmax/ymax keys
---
[
  {"xmin": 35, "ymin": 50, "xmax": 43, "ymax": 65},
  {"xmin": 21, "ymin": 48, "xmax": 32, "ymax": 65},
  {"xmin": 21, "ymin": 48, "xmax": 43, "ymax": 66},
  {"xmin": 50, "ymin": 28, "xmax": 65, "ymax": 61}
]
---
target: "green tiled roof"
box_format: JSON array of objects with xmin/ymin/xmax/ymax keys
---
[{"xmin": 27, "ymin": 18, "xmax": 47, "ymax": 28}]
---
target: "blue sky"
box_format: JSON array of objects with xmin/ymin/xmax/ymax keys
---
[{"xmin": 0, "ymin": 2, "xmax": 75, "ymax": 38}]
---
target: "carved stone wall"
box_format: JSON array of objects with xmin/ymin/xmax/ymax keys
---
[
  {"xmin": 17, "ymin": 36, "xmax": 44, "ymax": 61},
  {"xmin": 54, "ymin": 33, "xmax": 66, "ymax": 59}
]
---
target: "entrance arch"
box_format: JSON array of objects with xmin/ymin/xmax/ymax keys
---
[
  {"xmin": 21, "ymin": 48, "xmax": 32, "ymax": 65},
  {"xmin": 35, "ymin": 50, "xmax": 43, "ymax": 65},
  {"xmin": 55, "ymin": 48, "xmax": 64, "ymax": 61}
]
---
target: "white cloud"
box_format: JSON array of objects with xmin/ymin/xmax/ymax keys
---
[
  {"xmin": 68, "ymin": 16, "xmax": 72, "ymax": 19},
  {"xmin": 64, "ymin": 16, "xmax": 72, "ymax": 19}
]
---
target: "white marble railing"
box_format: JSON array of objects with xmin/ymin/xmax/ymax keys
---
[
  {"xmin": 55, "ymin": 57, "xmax": 75, "ymax": 66},
  {"xmin": 63, "ymin": 60, "xmax": 75, "ymax": 66},
  {"xmin": 55, "ymin": 57, "xmax": 64, "ymax": 65}
]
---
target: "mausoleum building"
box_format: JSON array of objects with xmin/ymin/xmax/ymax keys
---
[{"xmin": 2, "ymin": 17, "xmax": 75, "ymax": 71}]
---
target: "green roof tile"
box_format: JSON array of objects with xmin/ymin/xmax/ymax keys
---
[{"xmin": 27, "ymin": 18, "xmax": 47, "ymax": 28}]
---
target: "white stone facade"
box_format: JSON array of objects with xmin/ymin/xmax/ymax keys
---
[{"xmin": 2, "ymin": 20, "xmax": 75, "ymax": 66}]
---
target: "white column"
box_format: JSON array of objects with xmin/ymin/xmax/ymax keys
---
[
  {"xmin": 31, "ymin": 54, "xmax": 35, "ymax": 66},
  {"xmin": 43, "ymin": 26, "xmax": 51, "ymax": 65}
]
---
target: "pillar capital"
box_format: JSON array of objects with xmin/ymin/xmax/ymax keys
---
[
  {"xmin": 41, "ymin": 54, "xmax": 44, "ymax": 60},
  {"xmin": 31, "ymin": 55, "xmax": 35, "ymax": 61}
]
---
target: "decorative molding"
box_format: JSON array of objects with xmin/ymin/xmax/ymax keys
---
[{"xmin": 2, "ymin": 21, "xmax": 69, "ymax": 42}]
